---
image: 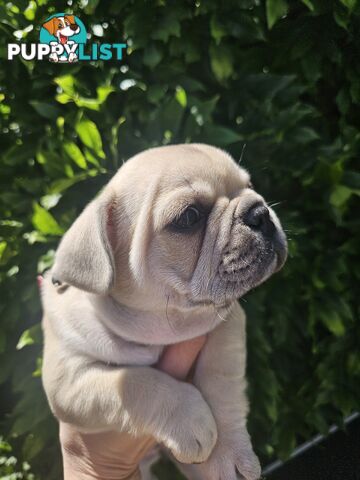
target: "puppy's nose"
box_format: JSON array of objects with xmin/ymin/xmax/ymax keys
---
[
  {"xmin": 244, "ymin": 204, "xmax": 275, "ymax": 237},
  {"xmin": 70, "ymin": 24, "xmax": 78, "ymax": 31}
]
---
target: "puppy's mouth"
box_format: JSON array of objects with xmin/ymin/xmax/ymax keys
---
[
  {"xmin": 217, "ymin": 230, "xmax": 287, "ymax": 298},
  {"xmin": 59, "ymin": 33, "xmax": 67, "ymax": 44},
  {"xmin": 219, "ymin": 244, "xmax": 273, "ymax": 284}
]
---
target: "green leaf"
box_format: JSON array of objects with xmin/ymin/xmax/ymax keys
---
[
  {"xmin": 96, "ymin": 85, "xmax": 115, "ymax": 103},
  {"xmin": 277, "ymin": 426, "xmax": 296, "ymax": 459},
  {"xmin": 320, "ymin": 311, "xmax": 345, "ymax": 337},
  {"xmin": 175, "ymin": 86, "xmax": 187, "ymax": 108},
  {"xmin": 334, "ymin": 8, "xmax": 350, "ymax": 29},
  {"xmin": 339, "ymin": 0, "xmax": 357, "ymax": 10},
  {"xmin": 37, "ymin": 249, "xmax": 55, "ymax": 274},
  {"xmin": 16, "ymin": 325, "xmax": 41, "ymax": 350},
  {"xmin": 201, "ymin": 125, "xmax": 243, "ymax": 145},
  {"xmin": 301, "ymin": 0, "xmax": 315, "ymax": 10},
  {"xmin": 84, "ymin": 0, "xmax": 100, "ymax": 14},
  {"xmin": 0, "ymin": 241, "xmax": 7, "ymax": 260},
  {"xmin": 75, "ymin": 87, "xmax": 115, "ymax": 111},
  {"xmin": 3, "ymin": 145, "xmax": 34, "ymax": 166},
  {"xmin": 16, "ymin": 331, "xmax": 34, "ymax": 350},
  {"xmin": 191, "ymin": 95, "xmax": 220, "ymax": 120},
  {"xmin": 75, "ymin": 119, "xmax": 105, "ymax": 159},
  {"xmin": 74, "ymin": 98, "xmax": 101, "ymax": 111},
  {"xmin": 24, "ymin": 1, "xmax": 37, "ymax": 20},
  {"xmin": 11, "ymin": 397, "xmax": 49, "ymax": 436},
  {"xmin": 32, "ymin": 203, "xmax": 63, "ymax": 236},
  {"xmin": 0, "ymin": 438, "xmax": 12, "ymax": 453},
  {"xmin": 330, "ymin": 185, "xmax": 353, "ymax": 208},
  {"xmin": 84, "ymin": 148, "xmax": 101, "ymax": 167},
  {"xmin": 151, "ymin": 14, "xmax": 181, "ymax": 42},
  {"xmin": 210, "ymin": 44, "xmax": 233, "ymax": 82},
  {"xmin": 54, "ymin": 75, "xmax": 76, "ymax": 95},
  {"xmin": 210, "ymin": 16, "xmax": 227, "ymax": 44},
  {"xmin": 23, "ymin": 230, "xmax": 47, "ymax": 244},
  {"xmin": 63, "ymin": 142, "xmax": 87, "ymax": 169},
  {"xmin": 292, "ymin": 127, "xmax": 320, "ymax": 144},
  {"xmin": 55, "ymin": 93, "xmax": 73, "ymax": 104},
  {"xmin": 40, "ymin": 193, "xmax": 61, "ymax": 210},
  {"xmin": 147, "ymin": 85, "xmax": 168, "ymax": 103},
  {"xmin": 48, "ymin": 169, "xmax": 104, "ymax": 194},
  {"xmin": 23, "ymin": 432, "xmax": 45, "ymax": 460},
  {"xmin": 336, "ymin": 89, "xmax": 351, "ymax": 114},
  {"xmin": 143, "ymin": 44, "xmax": 163, "ymax": 68},
  {"xmin": 266, "ymin": 0, "xmax": 288, "ymax": 29}
]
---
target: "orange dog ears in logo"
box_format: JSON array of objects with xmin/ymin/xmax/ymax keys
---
[{"xmin": 42, "ymin": 15, "xmax": 76, "ymax": 36}]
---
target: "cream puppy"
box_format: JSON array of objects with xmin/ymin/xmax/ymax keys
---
[{"xmin": 41, "ymin": 144, "xmax": 287, "ymax": 480}]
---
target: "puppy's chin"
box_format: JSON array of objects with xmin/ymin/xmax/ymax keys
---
[{"xmin": 212, "ymin": 230, "xmax": 287, "ymax": 303}]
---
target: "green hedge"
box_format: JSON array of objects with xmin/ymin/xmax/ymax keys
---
[{"xmin": 0, "ymin": 0, "xmax": 359, "ymax": 478}]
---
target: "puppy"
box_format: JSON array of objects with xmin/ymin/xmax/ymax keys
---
[
  {"xmin": 42, "ymin": 15, "xmax": 80, "ymax": 63},
  {"xmin": 41, "ymin": 144, "xmax": 287, "ymax": 480}
]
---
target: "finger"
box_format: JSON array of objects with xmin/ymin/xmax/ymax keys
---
[
  {"xmin": 37, "ymin": 275, "xmax": 43, "ymax": 289},
  {"xmin": 60, "ymin": 422, "xmax": 156, "ymax": 479},
  {"xmin": 157, "ymin": 335, "xmax": 207, "ymax": 380}
]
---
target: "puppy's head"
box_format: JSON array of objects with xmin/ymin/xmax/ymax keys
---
[
  {"xmin": 52, "ymin": 144, "xmax": 287, "ymax": 309},
  {"xmin": 42, "ymin": 15, "xmax": 80, "ymax": 43}
]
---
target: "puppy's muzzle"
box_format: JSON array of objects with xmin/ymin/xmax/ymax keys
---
[
  {"xmin": 243, "ymin": 202, "xmax": 287, "ymax": 271},
  {"xmin": 243, "ymin": 203, "xmax": 275, "ymax": 238}
]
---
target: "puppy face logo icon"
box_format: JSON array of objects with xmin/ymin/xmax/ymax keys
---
[
  {"xmin": 43, "ymin": 15, "xmax": 80, "ymax": 45},
  {"xmin": 40, "ymin": 13, "xmax": 87, "ymax": 63}
]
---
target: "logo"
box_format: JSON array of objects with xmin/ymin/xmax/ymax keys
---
[
  {"xmin": 40, "ymin": 14, "xmax": 86, "ymax": 63},
  {"xmin": 7, "ymin": 13, "xmax": 126, "ymax": 63}
]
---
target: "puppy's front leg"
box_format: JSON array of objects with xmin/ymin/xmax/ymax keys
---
[
  {"xmin": 42, "ymin": 338, "xmax": 217, "ymax": 465},
  {"xmin": 189, "ymin": 301, "xmax": 261, "ymax": 480}
]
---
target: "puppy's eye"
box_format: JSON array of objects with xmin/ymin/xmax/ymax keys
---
[
  {"xmin": 172, "ymin": 206, "xmax": 202, "ymax": 230},
  {"xmin": 58, "ymin": 23, "xmax": 62, "ymax": 28}
]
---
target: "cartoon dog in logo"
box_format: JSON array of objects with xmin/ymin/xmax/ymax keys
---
[{"xmin": 42, "ymin": 15, "xmax": 80, "ymax": 63}]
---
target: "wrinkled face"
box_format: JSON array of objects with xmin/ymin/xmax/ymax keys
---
[{"xmin": 132, "ymin": 145, "xmax": 287, "ymax": 307}]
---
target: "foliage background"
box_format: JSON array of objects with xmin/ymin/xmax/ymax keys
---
[{"xmin": 0, "ymin": 0, "xmax": 359, "ymax": 478}]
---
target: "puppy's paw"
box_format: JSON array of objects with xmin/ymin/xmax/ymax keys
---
[
  {"xmin": 68, "ymin": 52, "xmax": 78, "ymax": 63},
  {"xmin": 160, "ymin": 383, "xmax": 217, "ymax": 464},
  {"xmin": 234, "ymin": 447, "xmax": 261, "ymax": 480},
  {"xmin": 192, "ymin": 430, "xmax": 261, "ymax": 480}
]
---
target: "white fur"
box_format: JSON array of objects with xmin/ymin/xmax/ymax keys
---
[{"xmin": 41, "ymin": 144, "xmax": 287, "ymax": 479}]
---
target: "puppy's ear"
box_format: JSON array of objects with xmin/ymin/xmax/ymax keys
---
[
  {"xmin": 65, "ymin": 15, "xmax": 75, "ymax": 24},
  {"xmin": 52, "ymin": 194, "xmax": 115, "ymax": 294},
  {"xmin": 42, "ymin": 18, "xmax": 57, "ymax": 36}
]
